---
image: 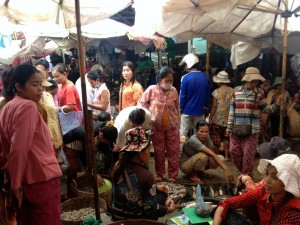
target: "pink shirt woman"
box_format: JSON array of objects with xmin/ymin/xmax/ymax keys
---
[
  {"xmin": 0, "ymin": 65, "xmax": 62, "ymax": 225},
  {"xmin": 139, "ymin": 66, "xmax": 180, "ymax": 182}
]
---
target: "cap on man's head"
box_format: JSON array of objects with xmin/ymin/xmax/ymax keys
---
[{"xmin": 179, "ymin": 53, "xmax": 199, "ymax": 69}]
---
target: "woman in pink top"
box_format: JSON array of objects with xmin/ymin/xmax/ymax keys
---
[
  {"xmin": 119, "ymin": 61, "xmax": 143, "ymax": 111},
  {"xmin": 139, "ymin": 66, "xmax": 181, "ymax": 182},
  {"xmin": 52, "ymin": 63, "xmax": 82, "ymax": 113},
  {"xmin": 0, "ymin": 65, "xmax": 62, "ymax": 225}
]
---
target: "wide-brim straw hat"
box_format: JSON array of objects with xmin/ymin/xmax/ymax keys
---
[
  {"xmin": 257, "ymin": 154, "xmax": 300, "ymax": 197},
  {"xmin": 242, "ymin": 67, "xmax": 265, "ymax": 82},
  {"xmin": 272, "ymin": 77, "xmax": 282, "ymax": 88},
  {"xmin": 213, "ymin": 71, "xmax": 231, "ymax": 83}
]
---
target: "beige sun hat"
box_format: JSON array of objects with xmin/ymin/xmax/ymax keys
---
[
  {"xmin": 257, "ymin": 154, "xmax": 300, "ymax": 197},
  {"xmin": 42, "ymin": 79, "xmax": 52, "ymax": 87},
  {"xmin": 179, "ymin": 53, "xmax": 199, "ymax": 69},
  {"xmin": 91, "ymin": 64, "xmax": 104, "ymax": 73},
  {"xmin": 242, "ymin": 67, "xmax": 265, "ymax": 82},
  {"xmin": 213, "ymin": 71, "xmax": 231, "ymax": 83}
]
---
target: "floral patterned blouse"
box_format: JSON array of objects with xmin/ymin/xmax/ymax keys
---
[
  {"xmin": 138, "ymin": 84, "xmax": 180, "ymax": 129},
  {"xmin": 119, "ymin": 81, "xmax": 144, "ymax": 110},
  {"xmin": 211, "ymin": 87, "xmax": 233, "ymax": 127}
]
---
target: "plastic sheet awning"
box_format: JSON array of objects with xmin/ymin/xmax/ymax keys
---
[{"xmin": 132, "ymin": 0, "xmax": 300, "ymax": 67}]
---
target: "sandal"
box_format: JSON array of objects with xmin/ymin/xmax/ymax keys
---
[
  {"xmin": 155, "ymin": 176, "xmax": 163, "ymax": 182},
  {"xmin": 167, "ymin": 177, "xmax": 176, "ymax": 182}
]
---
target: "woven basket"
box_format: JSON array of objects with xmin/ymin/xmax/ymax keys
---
[
  {"xmin": 287, "ymin": 103, "xmax": 300, "ymax": 137},
  {"xmin": 70, "ymin": 175, "xmax": 112, "ymax": 209},
  {"xmin": 61, "ymin": 197, "xmax": 107, "ymax": 225}
]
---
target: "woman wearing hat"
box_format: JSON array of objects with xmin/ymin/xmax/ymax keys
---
[
  {"xmin": 209, "ymin": 71, "xmax": 233, "ymax": 161},
  {"xmin": 86, "ymin": 70, "xmax": 111, "ymax": 119},
  {"xmin": 213, "ymin": 154, "xmax": 300, "ymax": 225},
  {"xmin": 266, "ymin": 77, "xmax": 290, "ymax": 137},
  {"xmin": 111, "ymin": 127, "xmax": 178, "ymax": 221},
  {"xmin": 227, "ymin": 67, "xmax": 283, "ymax": 176}
]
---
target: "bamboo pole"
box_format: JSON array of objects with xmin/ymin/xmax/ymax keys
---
[
  {"xmin": 279, "ymin": 11, "xmax": 288, "ymax": 138},
  {"xmin": 74, "ymin": 0, "xmax": 101, "ymax": 221},
  {"xmin": 206, "ymin": 41, "xmax": 211, "ymax": 75}
]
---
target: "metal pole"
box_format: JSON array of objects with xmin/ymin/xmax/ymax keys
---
[
  {"xmin": 206, "ymin": 41, "xmax": 211, "ymax": 75},
  {"xmin": 279, "ymin": 12, "xmax": 288, "ymax": 138},
  {"xmin": 75, "ymin": 0, "xmax": 101, "ymax": 221}
]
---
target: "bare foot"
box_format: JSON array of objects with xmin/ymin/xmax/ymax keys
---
[
  {"xmin": 167, "ymin": 177, "xmax": 176, "ymax": 182},
  {"xmin": 189, "ymin": 175, "xmax": 203, "ymax": 184},
  {"xmin": 155, "ymin": 176, "xmax": 163, "ymax": 182}
]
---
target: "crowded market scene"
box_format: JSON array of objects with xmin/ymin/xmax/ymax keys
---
[{"xmin": 1, "ymin": 0, "xmax": 300, "ymax": 224}]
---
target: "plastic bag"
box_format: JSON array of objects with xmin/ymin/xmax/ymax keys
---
[
  {"xmin": 57, "ymin": 148, "xmax": 70, "ymax": 173},
  {"xmin": 195, "ymin": 184, "xmax": 212, "ymax": 217},
  {"xmin": 58, "ymin": 111, "xmax": 83, "ymax": 135}
]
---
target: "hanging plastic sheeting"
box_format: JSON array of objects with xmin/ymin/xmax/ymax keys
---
[
  {"xmin": 69, "ymin": 18, "xmax": 131, "ymax": 39},
  {"xmin": 0, "ymin": 0, "xmax": 132, "ymax": 29},
  {"xmin": 133, "ymin": 0, "xmax": 300, "ymax": 67}
]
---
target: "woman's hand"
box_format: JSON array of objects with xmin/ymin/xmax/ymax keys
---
[
  {"xmin": 226, "ymin": 130, "xmax": 231, "ymax": 137},
  {"xmin": 112, "ymin": 143, "xmax": 119, "ymax": 152},
  {"xmin": 156, "ymin": 184, "xmax": 168, "ymax": 194},
  {"xmin": 11, "ymin": 188, "xmax": 22, "ymax": 209},
  {"xmin": 165, "ymin": 198, "xmax": 178, "ymax": 213},
  {"xmin": 97, "ymin": 174, "xmax": 104, "ymax": 185},
  {"xmin": 224, "ymin": 168, "xmax": 234, "ymax": 183}
]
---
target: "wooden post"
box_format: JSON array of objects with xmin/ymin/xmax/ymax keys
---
[
  {"xmin": 206, "ymin": 41, "xmax": 211, "ymax": 75},
  {"xmin": 75, "ymin": 0, "xmax": 101, "ymax": 221},
  {"xmin": 279, "ymin": 14, "xmax": 288, "ymax": 138}
]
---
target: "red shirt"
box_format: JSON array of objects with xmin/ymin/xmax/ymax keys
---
[
  {"xmin": 220, "ymin": 187, "xmax": 300, "ymax": 225},
  {"xmin": 57, "ymin": 80, "xmax": 82, "ymax": 111}
]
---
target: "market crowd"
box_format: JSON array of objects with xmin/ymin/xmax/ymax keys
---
[{"xmin": 0, "ymin": 53, "xmax": 300, "ymax": 224}]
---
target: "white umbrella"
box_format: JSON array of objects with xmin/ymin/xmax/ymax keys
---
[{"xmin": 69, "ymin": 18, "xmax": 130, "ymax": 39}]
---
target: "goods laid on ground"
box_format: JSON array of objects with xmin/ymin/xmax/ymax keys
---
[{"xmin": 61, "ymin": 197, "xmax": 106, "ymax": 225}]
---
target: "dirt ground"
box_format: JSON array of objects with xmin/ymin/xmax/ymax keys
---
[{"xmin": 61, "ymin": 137, "xmax": 300, "ymax": 224}]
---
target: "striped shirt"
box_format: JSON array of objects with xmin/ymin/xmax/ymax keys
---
[{"xmin": 227, "ymin": 85, "xmax": 278, "ymax": 134}]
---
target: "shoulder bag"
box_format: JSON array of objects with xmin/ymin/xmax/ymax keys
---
[{"xmin": 232, "ymin": 92, "xmax": 257, "ymax": 137}]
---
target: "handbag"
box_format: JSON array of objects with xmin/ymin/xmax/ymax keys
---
[
  {"xmin": 232, "ymin": 124, "xmax": 252, "ymax": 137},
  {"xmin": 232, "ymin": 92, "xmax": 257, "ymax": 137}
]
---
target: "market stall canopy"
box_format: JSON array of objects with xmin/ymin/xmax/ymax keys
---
[
  {"xmin": 133, "ymin": 0, "xmax": 300, "ymax": 66},
  {"xmin": 0, "ymin": 0, "xmax": 132, "ymax": 29},
  {"xmin": 0, "ymin": 0, "xmax": 133, "ymax": 64},
  {"xmin": 69, "ymin": 18, "xmax": 131, "ymax": 39}
]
